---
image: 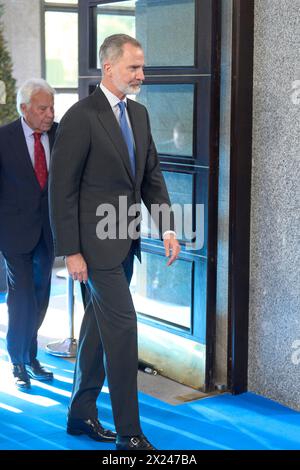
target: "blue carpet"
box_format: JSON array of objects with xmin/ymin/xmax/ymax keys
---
[{"xmin": 0, "ymin": 342, "xmax": 300, "ymax": 450}]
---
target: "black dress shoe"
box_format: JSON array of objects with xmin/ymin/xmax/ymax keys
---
[
  {"xmin": 26, "ymin": 359, "xmax": 53, "ymax": 381},
  {"xmin": 67, "ymin": 417, "xmax": 116, "ymax": 442},
  {"xmin": 12, "ymin": 364, "xmax": 31, "ymax": 390},
  {"xmin": 116, "ymin": 434, "xmax": 156, "ymax": 450}
]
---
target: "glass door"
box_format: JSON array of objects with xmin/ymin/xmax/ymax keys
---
[{"xmin": 78, "ymin": 0, "xmax": 220, "ymax": 391}]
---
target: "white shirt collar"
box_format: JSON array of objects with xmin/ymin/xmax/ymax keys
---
[
  {"xmin": 21, "ymin": 117, "xmax": 47, "ymax": 137},
  {"xmin": 100, "ymin": 82, "xmax": 127, "ymax": 109}
]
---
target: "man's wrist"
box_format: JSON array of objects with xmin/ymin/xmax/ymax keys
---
[{"xmin": 65, "ymin": 253, "xmax": 81, "ymax": 259}]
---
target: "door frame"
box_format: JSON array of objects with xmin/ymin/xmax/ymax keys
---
[{"xmin": 228, "ymin": 0, "xmax": 254, "ymax": 394}]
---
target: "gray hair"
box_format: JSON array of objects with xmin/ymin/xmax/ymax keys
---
[
  {"xmin": 99, "ymin": 34, "xmax": 142, "ymax": 70},
  {"xmin": 16, "ymin": 78, "xmax": 55, "ymax": 116}
]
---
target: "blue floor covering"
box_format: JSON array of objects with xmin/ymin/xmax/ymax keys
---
[{"xmin": 0, "ymin": 341, "xmax": 300, "ymax": 451}]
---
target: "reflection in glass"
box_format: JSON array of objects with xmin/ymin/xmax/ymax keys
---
[
  {"xmin": 164, "ymin": 172, "xmax": 193, "ymax": 240},
  {"xmin": 141, "ymin": 172, "xmax": 193, "ymax": 241},
  {"xmin": 96, "ymin": 0, "xmax": 195, "ymax": 67},
  {"xmin": 45, "ymin": 11, "xmax": 78, "ymax": 88},
  {"xmin": 137, "ymin": 84, "xmax": 194, "ymax": 156},
  {"xmin": 131, "ymin": 252, "xmax": 192, "ymax": 328},
  {"xmin": 54, "ymin": 93, "xmax": 78, "ymax": 122},
  {"xmin": 96, "ymin": 4, "xmax": 135, "ymax": 69}
]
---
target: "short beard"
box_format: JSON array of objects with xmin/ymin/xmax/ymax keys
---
[
  {"xmin": 113, "ymin": 77, "xmax": 142, "ymax": 96},
  {"xmin": 122, "ymin": 84, "xmax": 142, "ymax": 95}
]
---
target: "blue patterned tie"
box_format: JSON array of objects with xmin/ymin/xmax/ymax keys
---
[{"xmin": 118, "ymin": 100, "xmax": 136, "ymax": 177}]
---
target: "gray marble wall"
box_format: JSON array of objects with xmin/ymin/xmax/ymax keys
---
[
  {"xmin": 248, "ymin": 0, "xmax": 300, "ymax": 409},
  {"xmin": 1, "ymin": 0, "xmax": 42, "ymax": 87}
]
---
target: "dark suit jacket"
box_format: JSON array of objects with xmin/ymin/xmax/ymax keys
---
[
  {"xmin": 49, "ymin": 87, "xmax": 174, "ymax": 269},
  {"xmin": 0, "ymin": 118, "xmax": 57, "ymax": 254}
]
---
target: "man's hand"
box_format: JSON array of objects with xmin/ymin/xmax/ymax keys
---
[
  {"xmin": 66, "ymin": 253, "xmax": 88, "ymax": 283},
  {"xmin": 163, "ymin": 233, "xmax": 181, "ymax": 266}
]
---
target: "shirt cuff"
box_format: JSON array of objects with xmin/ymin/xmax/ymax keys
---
[{"xmin": 162, "ymin": 230, "xmax": 176, "ymax": 239}]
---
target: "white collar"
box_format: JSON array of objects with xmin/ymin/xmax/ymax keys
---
[
  {"xmin": 21, "ymin": 117, "xmax": 47, "ymax": 137},
  {"xmin": 100, "ymin": 82, "xmax": 127, "ymax": 108}
]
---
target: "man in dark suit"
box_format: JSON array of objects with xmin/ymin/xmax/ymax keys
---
[
  {"xmin": 49, "ymin": 34, "xmax": 180, "ymax": 450},
  {"xmin": 0, "ymin": 78, "xmax": 57, "ymax": 390}
]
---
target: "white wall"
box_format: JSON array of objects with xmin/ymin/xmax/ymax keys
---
[{"xmin": 1, "ymin": 0, "xmax": 42, "ymax": 87}]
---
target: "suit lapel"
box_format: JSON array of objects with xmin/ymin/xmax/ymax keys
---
[
  {"xmin": 42, "ymin": 122, "xmax": 58, "ymax": 192},
  {"xmin": 48, "ymin": 122, "xmax": 57, "ymax": 151},
  {"xmin": 127, "ymin": 99, "xmax": 144, "ymax": 183},
  {"xmin": 10, "ymin": 120, "xmax": 57, "ymax": 193},
  {"xmin": 94, "ymin": 88, "xmax": 135, "ymax": 185},
  {"xmin": 10, "ymin": 119, "xmax": 41, "ymax": 191}
]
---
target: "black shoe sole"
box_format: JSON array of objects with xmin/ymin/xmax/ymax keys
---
[
  {"xmin": 67, "ymin": 427, "xmax": 116, "ymax": 442},
  {"xmin": 116, "ymin": 445, "xmax": 156, "ymax": 450}
]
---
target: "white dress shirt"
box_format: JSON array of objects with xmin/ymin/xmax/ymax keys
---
[
  {"xmin": 21, "ymin": 117, "xmax": 50, "ymax": 170},
  {"xmin": 100, "ymin": 82, "xmax": 133, "ymax": 131}
]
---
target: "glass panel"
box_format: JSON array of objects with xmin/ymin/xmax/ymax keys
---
[
  {"xmin": 54, "ymin": 93, "xmax": 78, "ymax": 121},
  {"xmin": 45, "ymin": 11, "xmax": 78, "ymax": 88},
  {"xmin": 137, "ymin": 84, "xmax": 194, "ymax": 156},
  {"xmin": 96, "ymin": 0, "xmax": 195, "ymax": 67},
  {"xmin": 131, "ymin": 252, "xmax": 192, "ymax": 329},
  {"xmin": 141, "ymin": 172, "xmax": 194, "ymax": 242},
  {"xmin": 96, "ymin": 6, "xmax": 135, "ymax": 69}
]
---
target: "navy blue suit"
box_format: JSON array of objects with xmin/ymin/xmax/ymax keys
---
[{"xmin": 0, "ymin": 118, "xmax": 57, "ymax": 364}]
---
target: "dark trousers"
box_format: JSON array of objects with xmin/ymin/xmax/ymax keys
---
[
  {"xmin": 2, "ymin": 231, "xmax": 54, "ymax": 365},
  {"xmin": 69, "ymin": 241, "xmax": 141, "ymax": 436}
]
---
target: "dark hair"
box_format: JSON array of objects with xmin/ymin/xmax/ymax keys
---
[{"xmin": 99, "ymin": 34, "xmax": 142, "ymax": 70}]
